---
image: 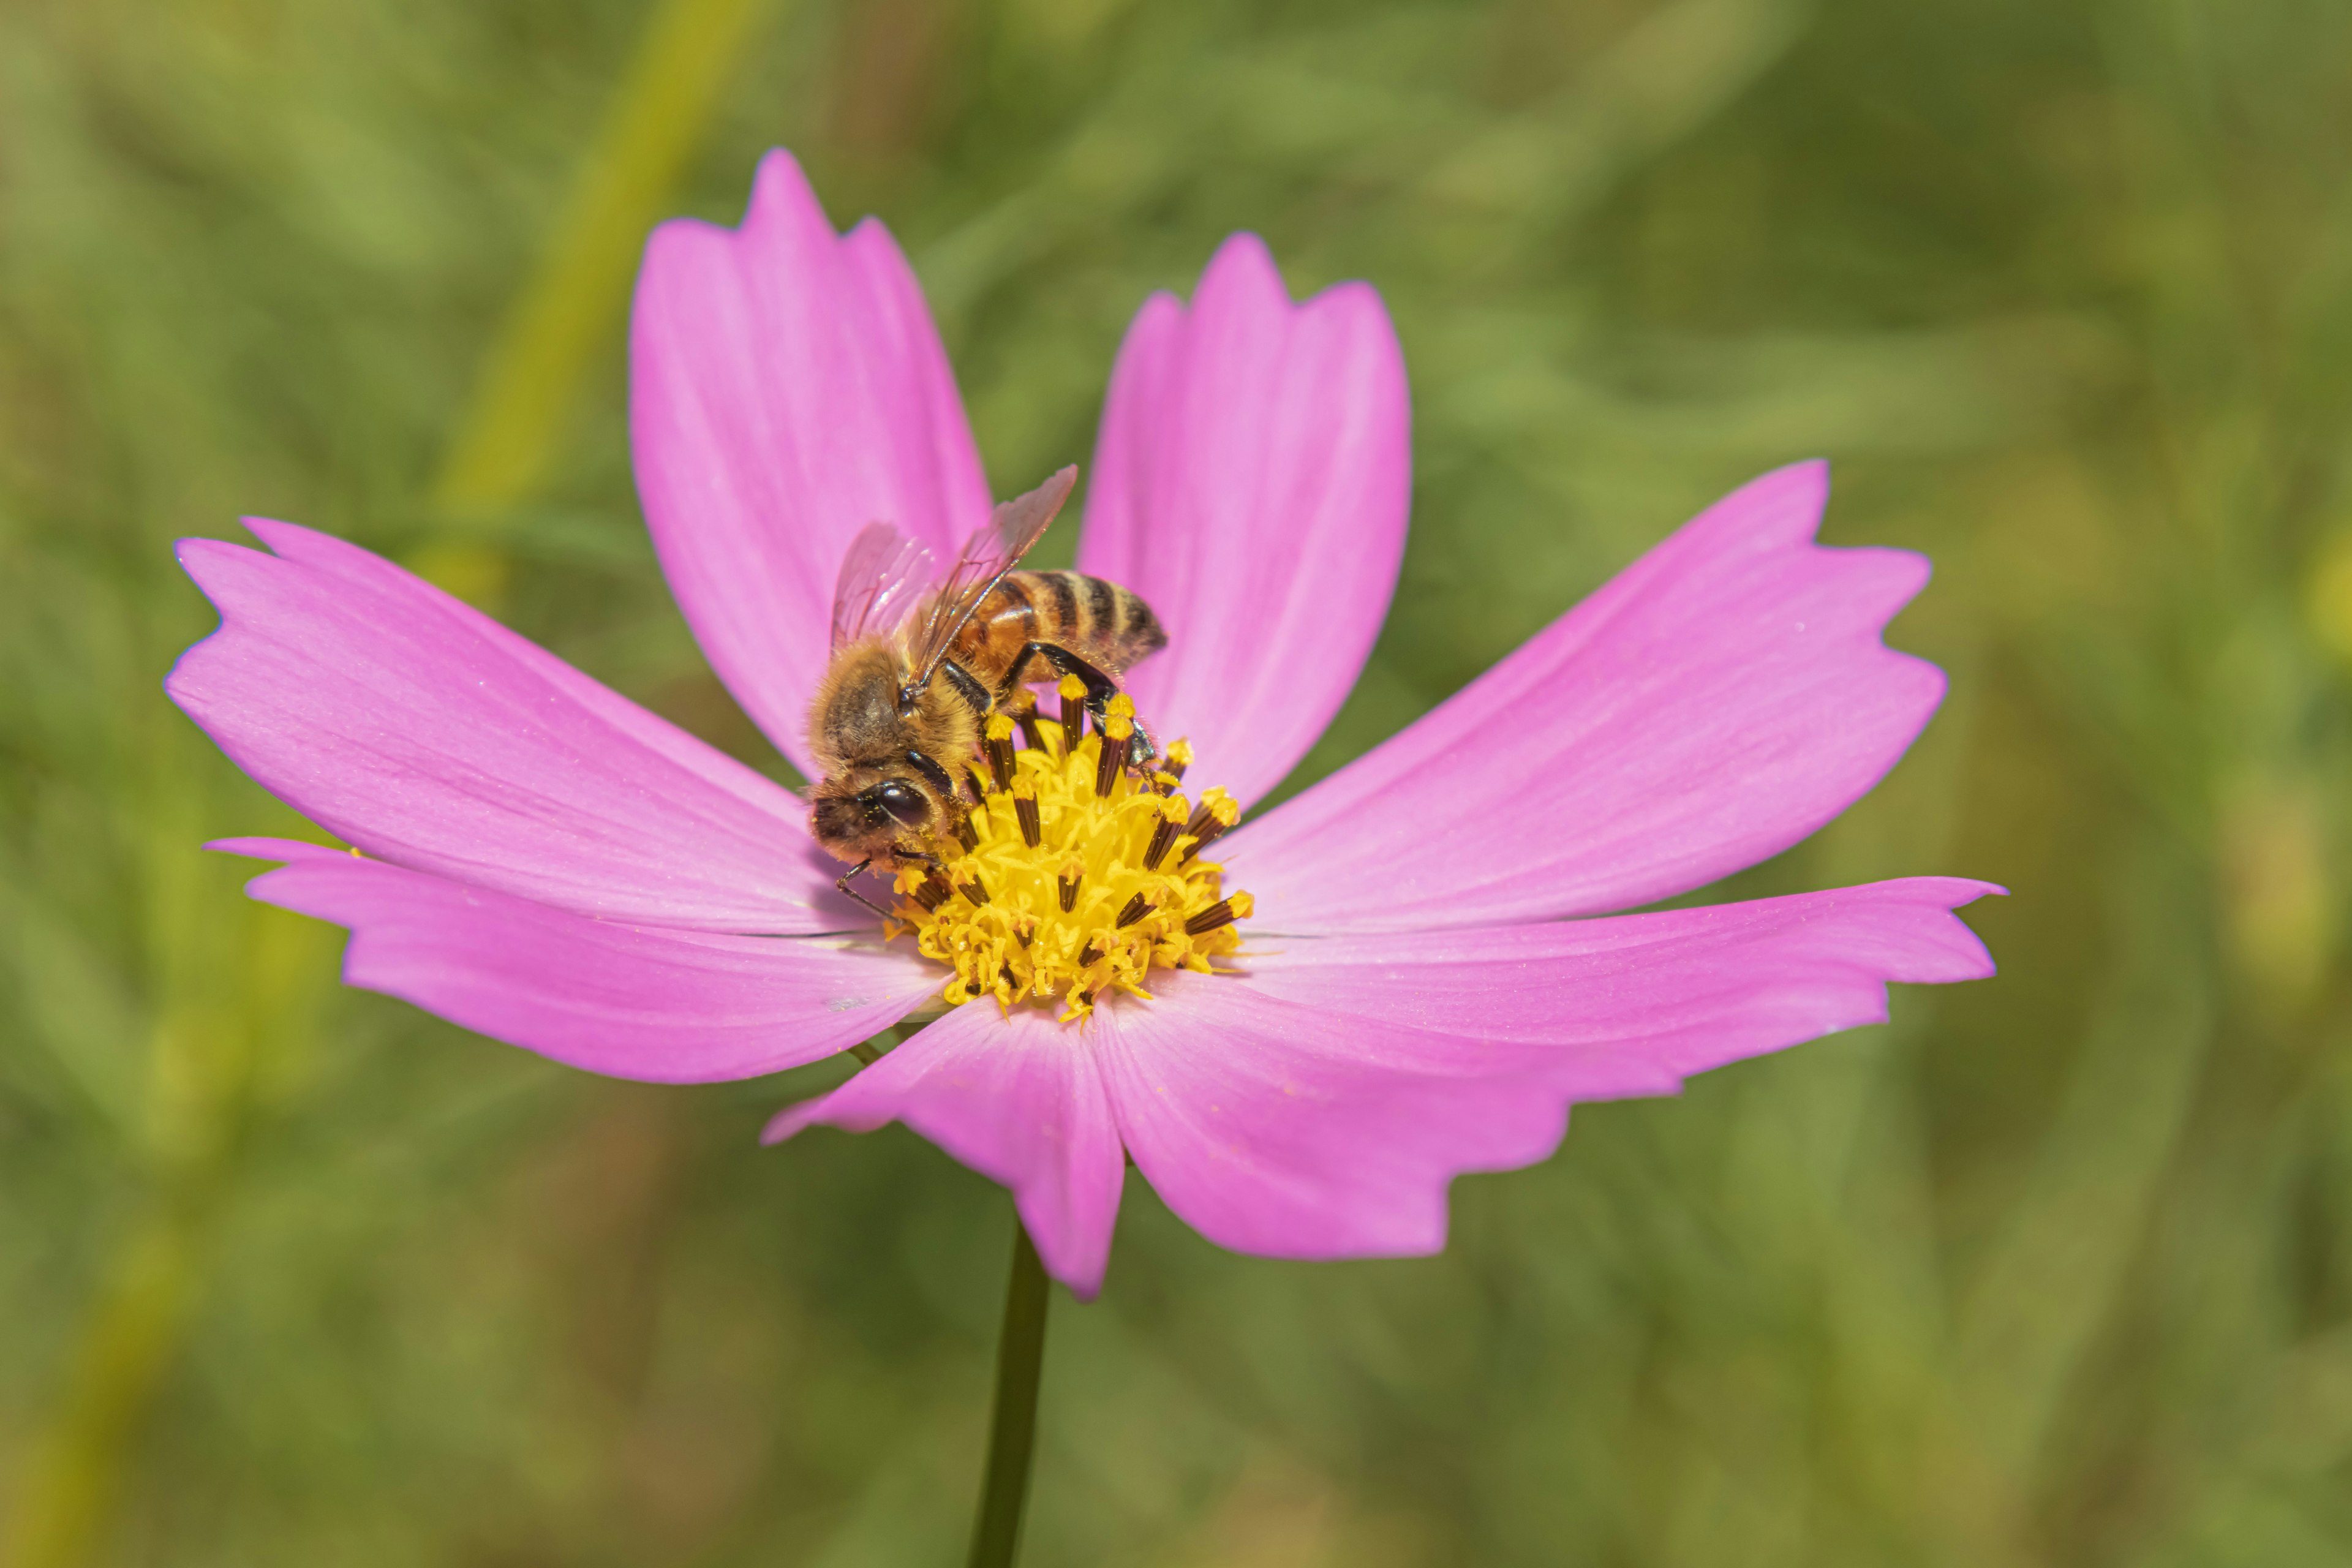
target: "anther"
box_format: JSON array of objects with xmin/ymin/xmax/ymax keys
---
[
  {"xmin": 886, "ymin": 725, "xmax": 1248, "ymax": 1019},
  {"xmin": 1095, "ymin": 722, "xmax": 1131, "ymax": 799},
  {"xmin": 1181, "ymin": 790, "xmax": 1240, "ymax": 863},
  {"xmin": 1142, "ymin": 794, "xmax": 1188, "ymax": 870},
  {"xmin": 1011, "ymin": 777, "xmax": 1041, "ymax": 847},
  {"xmin": 984, "ymin": 714, "xmax": 1017, "ymax": 791},
  {"xmin": 1184, "ymin": 890, "xmax": 1253, "ymax": 936}
]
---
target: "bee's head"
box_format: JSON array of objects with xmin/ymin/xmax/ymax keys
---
[{"xmin": 810, "ymin": 769, "xmax": 941, "ymax": 865}]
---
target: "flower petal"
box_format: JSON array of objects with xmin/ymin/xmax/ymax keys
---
[
  {"xmin": 1224, "ymin": 462, "xmax": 1947, "ymax": 930},
  {"xmin": 1077, "ymin": 234, "xmax": 1409, "ymax": 809},
  {"xmin": 763, "ymin": 1003, "xmax": 1126, "ymax": 1298},
  {"xmin": 630, "ymin": 149, "xmax": 993, "ymax": 776},
  {"xmin": 221, "ymin": 839, "xmax": 935, "ymax": 1082},
  {"xmin": 1235, "ymin": 877, "xmax": 2002, "ymax": 1082},
  {"xmin": 1091, "ymin": 878, "xmax": 1995, "ymax": 1264},
  {"xmin": 1089, "ymin": 975, "xmax": 1569, "ymax": 1262},
  {"xmin": 168, "ymin": 522, "xmax": 854, "ymax": 932}
]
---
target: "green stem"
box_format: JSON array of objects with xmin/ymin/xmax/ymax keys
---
[{"xmin": 966, "ymin": 1219, "xmax": 1050, "ymax": 1568}]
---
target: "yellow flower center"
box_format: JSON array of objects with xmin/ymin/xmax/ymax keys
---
[{"xmin": 887, "ymin": 684, "xmax": 1250, "ymax": 1022}]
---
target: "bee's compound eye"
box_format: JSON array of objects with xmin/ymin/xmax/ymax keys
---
[{"xmin": 871, "ymin": 780, "xmax": 930, "ymax": 829}]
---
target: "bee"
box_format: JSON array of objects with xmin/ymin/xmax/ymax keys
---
[{"xmin": 807, "ymin": 466, "xmax": 1167, "ymax": 902}]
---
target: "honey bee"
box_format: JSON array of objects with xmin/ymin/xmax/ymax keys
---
[{"xmin": 807, "ymin": 466, "xmax": 1167, "ymax": 903}]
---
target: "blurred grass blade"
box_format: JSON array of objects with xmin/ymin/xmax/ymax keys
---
[
  {"xmin": 0, "ymin": 1212, "xmax": 202, "ymax": 1568},
  {"xmin": 431, "ymin": 0, "xmax": 782, "ymax": 521},
  {"xmin": 1421, "ymin": 0, "xmax": 1811, "ymax": 225},
  {"xmin": 2, "ymin": 3, "xmax": 780, "ymax": 1561},
  {"xmin": 1957, "ymin": 842, "xmax": 2214, "ymax": 1483}
]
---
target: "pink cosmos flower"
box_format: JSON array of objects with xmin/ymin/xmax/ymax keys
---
[{"xmin": 167, "ymin": 151, "xmax": 1997, "ymax": 1299}]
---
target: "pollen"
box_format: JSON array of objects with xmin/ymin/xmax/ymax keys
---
[{"xmin": 885, "ymin": 712, "xmax": 1250, "ymax": 1022}]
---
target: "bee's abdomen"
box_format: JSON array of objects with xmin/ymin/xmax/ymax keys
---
[
  {"xmin": 954, "ymin": 571, "xmax": 1167, "ymax": 688},
  {"xmin": 1026, "ymin": 570, "xmax": 1166, "ymax": 668}
]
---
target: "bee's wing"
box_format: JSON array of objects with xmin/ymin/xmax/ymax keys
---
[
  {"xmin": 831, "ymin": 522, "xmax": 937, "ymax": 650},
  {"xmin": 902, "ymin": 466, "xmax": 1076, "ymax": 693}
]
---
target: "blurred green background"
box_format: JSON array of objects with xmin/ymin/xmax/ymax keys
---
[{"xmin": 4, "ymin": 0, "xmax": 2350, "ymax": 1562}]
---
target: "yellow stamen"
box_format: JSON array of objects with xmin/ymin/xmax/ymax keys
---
[
  {"xmin": 1183, "ymin": 788, "xmax": 1240, "ymax": 862},
  {"xmin": 1055, "ymin": 673, "xmax": 1088, "ymax": 745},
  {"xmin": 1010, "ymin": 775, "xmax": 1041, "ymax": 846},
  {"xmin": 1143, "ymin": 793, "xmax": 1188, "ymax": 869},
  {"xmin": 982, "ymin": 712, "xmax": 1017, "ymax": 790},
  {"xmin": 889, "ymin": 727, "xmax": 1250, "ymax": 1022}
]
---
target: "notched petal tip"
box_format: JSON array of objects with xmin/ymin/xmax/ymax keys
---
[
  {"xmin": 629, "ymin": 146, "xmax": 989, "ymax": 777},
  {"xmin": 760, "ymin": 1095, "xmax": 832, "ymax": 1146},
  {"xmin": 203, "ymin": 835, "xmax": 342, "ymax": 862},
  {"xmin": 166, "ymin": 522, "xmax": 842, "ymax": 931},
  {"xmin": 1226, "ymin": 461, "xmax": 1968, "ymax": 930},
  {"xmin": 753, "ymin": 1004, "xmax": 1126, "ymax": 1293},
  {"xmin": 747, "ymin": 145, "xmax": 830, "ymax": 229},
  {"xmin": 1748, "ymin": 456, "xmax": 1832, "ymax": 528},
  {"xmin": 170, "ymin": 533, "xmax": 255, "ymax": 586},
  {"xmin": 1077, "ymin": 227, "xmax": 1411, "ymax": 812}
]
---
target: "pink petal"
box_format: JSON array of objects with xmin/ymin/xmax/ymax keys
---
[
  {"xmin": 168, "ymin": 522, "xmax": 854, "ymax": 932},
  {"xmin": 1223, "ymin": 462, "xmax": 1947, "ymax": 930},
  {"xmin": 221, "ymin": 839, "xmax": 935, "ymax": 1082},
  {"xmin": 1077, "ymin": 234, "xmax": 1409, "ymax": 810},
  {"xmin": 763, "ymin": 1002, "xmax": 1126, "ymax": 1298},
  {"xmin": 1235, "ymin": 877, "xmax": 2002, "ymax": 1084},
  {"xmin": 631, "ymin": 149, "xmax": 993, "ymax": 777},
  {"xmin": 1091, "ymin": 877, "xmax": 1996, "ymax": 1264},
  {"xmin": 1089, "ymin": 975, "xmax": 1570, "ymax": 1262}
]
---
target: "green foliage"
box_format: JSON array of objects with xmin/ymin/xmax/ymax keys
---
[{"xmin": 4, "ymin": 0, "xmax": 2351, "ymax": 1561}]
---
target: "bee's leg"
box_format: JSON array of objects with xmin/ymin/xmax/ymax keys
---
[
  {"xmin": 833, "ymin": 858, "xmax": 897, "ymax": 921},
  {"xmin": 938, "ymin": 658, "xmax": 993, "ymax": 721},
  {"xmin": 994, "ymin": 641, "xmax": 1114, "ymax": 752},
  {"xmin": 1008, "ymin": 643, "xmax": 1124, "ymax": 720},
  {"xmin": 1003, "ymin": 688, "xmax": 1049, "ymax": 755},
  {"xmin": 992, "ymin": 643, "xmax": 1048, "ymax": 703},
  {"xmin": 1125, "ymin": 718, "xmax": 1161, "ymax": 772},
  {"xmin": 994, "ymin": 642, "xmax": 1113, "ymax": 707},
  {"xmin": 1025, "ymin": 645, "xmax": 1162, "ymax": 775}
]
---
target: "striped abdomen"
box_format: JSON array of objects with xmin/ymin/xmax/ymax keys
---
[{"xmin": 946, "ymin": 570, "xmax": 1167, "ymax": 698}]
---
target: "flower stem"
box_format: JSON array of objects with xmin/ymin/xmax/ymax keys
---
[{"xmin": 966, "ymin": 1219, "xmax": 1050, "ymax": 1568}]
